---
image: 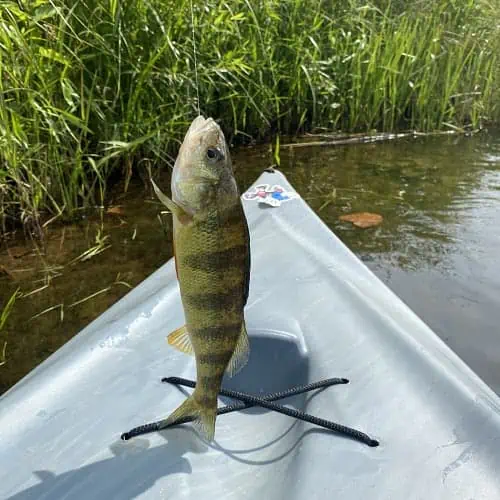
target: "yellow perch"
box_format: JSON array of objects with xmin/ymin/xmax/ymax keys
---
[{"xmin": 152, "ymin": 116, "xmax": 250, "ymax": 441}]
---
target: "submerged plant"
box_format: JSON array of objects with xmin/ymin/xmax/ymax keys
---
[{"xmin": 0, "ymin": 288, "xmax": 20, "ymax": 366}]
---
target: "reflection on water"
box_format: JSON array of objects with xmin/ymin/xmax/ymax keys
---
[
  {"xmin": 1, "ymin": 129, "xmax": 500, "ymax": 395},
  {"xmin": 234, "ymin": 130, "xmax": 500, "ymax": 394}
]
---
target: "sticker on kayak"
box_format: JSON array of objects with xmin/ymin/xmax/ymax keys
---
[{"xmin": 243, "ymin": 184, "xmax": 299, "ymax": 207}]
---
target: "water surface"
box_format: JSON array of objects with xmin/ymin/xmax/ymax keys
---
[{"xmin": 1, "ymin": 129, "xmax": 499, "ymax": 395}]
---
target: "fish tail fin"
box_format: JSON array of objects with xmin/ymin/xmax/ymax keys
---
[
  {"xmin": 161, "ymin": 394, "xmax": 217, "ymax": 442},
  {"xmin": 192, "ymin": 403, "xmax": 217, "ymax": 442}
]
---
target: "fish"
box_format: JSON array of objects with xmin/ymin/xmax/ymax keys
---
[{"xmin": 151, "ymin": 116, "xmax": 251, "ymax": 441}]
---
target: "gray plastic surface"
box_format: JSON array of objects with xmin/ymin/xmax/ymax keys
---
[{"xmin": 1, "ymin": 170, "xmax": 500, "ymax": 500}]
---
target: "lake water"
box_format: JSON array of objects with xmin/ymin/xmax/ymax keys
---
[{"xmin": 1, "ymin": 128, "xmax": 499, "ymax": 395}]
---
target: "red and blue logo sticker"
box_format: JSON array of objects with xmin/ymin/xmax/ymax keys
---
[{"xmin": 243, "ymin": 184, "xmax": 299, "ymax": 207}]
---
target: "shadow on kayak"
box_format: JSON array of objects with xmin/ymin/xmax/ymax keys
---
[
  {"xmin": 5, "ymin": 429, "xmax": 194, "ymax": 500},
  {"xmin": 220, "ymin": 331, "xmax": 309, "ymax": 413},
  {"xmin": 159, "ymin": 331, "xmax": 310, "ymax": 417},
  {"xmin": 6, "ymin": 332, "xmax": 314, "ymax": 499}
]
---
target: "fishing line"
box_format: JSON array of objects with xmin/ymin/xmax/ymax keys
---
[{"xmin": 190, "ymin": 0, "xmax": 201, "ymax": 116}]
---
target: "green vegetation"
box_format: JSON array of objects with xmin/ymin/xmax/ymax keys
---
[
  {"xmin": 1, "ymin": 0, "xmax": 499, "ymax": 234},
  {"xmin": 0, "ymin": 288, "xmax": 19, "ymax": 366}
]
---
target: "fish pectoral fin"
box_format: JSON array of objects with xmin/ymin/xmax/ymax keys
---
[
  {"xmin": 167, "ymin": 325, "xmax": 194, "ymax": 355},
  {"xmin": 226, "ymin": 321, "xmax": 250, "ymax": 377},
  {"xmin": 151, "ymin": 179, "xmax": 192, "ymax": 224}
]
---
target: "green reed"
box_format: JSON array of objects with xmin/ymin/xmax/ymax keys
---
[
  {"xmin": 0, "ymin": 0, "xmax": 499, "ymax": 234},
  {"xmin": 0, "ymin": 288, "xmax": 20, "ymax": 366}
]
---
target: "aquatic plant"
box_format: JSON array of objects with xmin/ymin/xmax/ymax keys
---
[
  {"xmin": 0, "ymin": 288, "xmax": 20, "ymax": 366},
  {"xmin": 0, "ymin": 0, "xmax": 499, "ymax": 234}
]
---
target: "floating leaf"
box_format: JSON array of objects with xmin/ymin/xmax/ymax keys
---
[
  {"xmin": 339, "ymin": 212, "xmax": 383, "ymax": 228},
  {"xmin": 106, "ymin": 206, "xmax": 124, "ymax": 215}
]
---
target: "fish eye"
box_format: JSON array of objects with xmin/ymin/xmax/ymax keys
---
[{"xmin": 206, "ymin": 148, "xmax": 222, "ymax": 162}]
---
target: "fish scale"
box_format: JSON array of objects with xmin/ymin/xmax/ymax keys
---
[{"xmin": 151, "ymin": 116, "xmax": 251, "ymax": 441}]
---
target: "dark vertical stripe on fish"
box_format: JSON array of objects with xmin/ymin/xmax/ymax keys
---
[
  {"xmin": 198, "ymin": 375, "xmax": 222, "ymax": 393},
  {"xmin": 194, "ymin": 393, "xmax": 217, "ymax": 408},
  {"xmin": 196, "ymin": 209, "xmax": 246, "ymax": 235},
  {"xmin": 191, "ymin": 324, "xmax": 242, "ymax": 342},
  {"xmin": 186, "ymin": 286, "xmax": 244, "ymax": 311},
  {"xmin": 183, "ymin": 244, "xmax": 247, "ymax": 271},
  {"xmin": 199, "ymin": 351, "xmax": 235, "ymax": 365}
]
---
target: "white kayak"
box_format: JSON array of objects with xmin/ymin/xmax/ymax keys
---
[{"xmin": 1, "ymin": 169, "xmax": 500, "ymax": 500}]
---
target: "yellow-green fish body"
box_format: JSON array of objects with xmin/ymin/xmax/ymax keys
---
[{"xmin": 152, "ymin": 116, "xmax": 250, "ymax": 441}]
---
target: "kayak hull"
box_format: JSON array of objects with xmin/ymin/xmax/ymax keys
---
[{"xmin": 1, "ymin": 170, "xmax": 500, "ymax": 500}]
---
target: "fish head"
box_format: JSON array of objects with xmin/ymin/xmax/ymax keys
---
[{"xmin": 171, "ymin": 116, "xmax": 237, "ymax": 213}]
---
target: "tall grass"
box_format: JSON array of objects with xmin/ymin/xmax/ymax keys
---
[
  {"xmin": 0, "ymin": 288, "xmax": 19, "ymax": 366},
  {"xmin": 0, "ymin": 0, "xmax": 499, "ymax": 234}
]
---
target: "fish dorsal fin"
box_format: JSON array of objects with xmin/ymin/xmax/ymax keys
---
[
  {"xmin": 226, "ymin": 321, "xmax": 250, "ymax": 377},
  {"xmin": 167, "ymin": 325, "xmax": 194, "ymax": 355}
]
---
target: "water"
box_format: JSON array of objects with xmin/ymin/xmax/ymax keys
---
[{"xmin": 1, "ymin": 129, "xmax": 500, "ymax": 396}]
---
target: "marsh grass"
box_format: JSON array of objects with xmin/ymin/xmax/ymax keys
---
[
  {"xmin": 0, "ymin": 0, "xmax": 499, "ymax": 234},
  {"xmin": 0, "ymin": 288, "xmax": 20, "ymax": 366}
]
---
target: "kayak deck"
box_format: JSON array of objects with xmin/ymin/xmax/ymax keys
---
[{"xmin": 1, "ymin": 169, "xmax": 500, "ymax": 499}]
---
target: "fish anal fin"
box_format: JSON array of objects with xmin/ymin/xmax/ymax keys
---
[
  {"xmin": 226, "ymin": 321, "xmax": 250, "ymax": 377},
  {"xmin": 167, "ymin": 325, "xmax": 194, "ymax": 355}
]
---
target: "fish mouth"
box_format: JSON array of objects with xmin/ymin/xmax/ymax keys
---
[{"xmin": 185, "ymin": 115, "xmax": 227, "ymax": 167}]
